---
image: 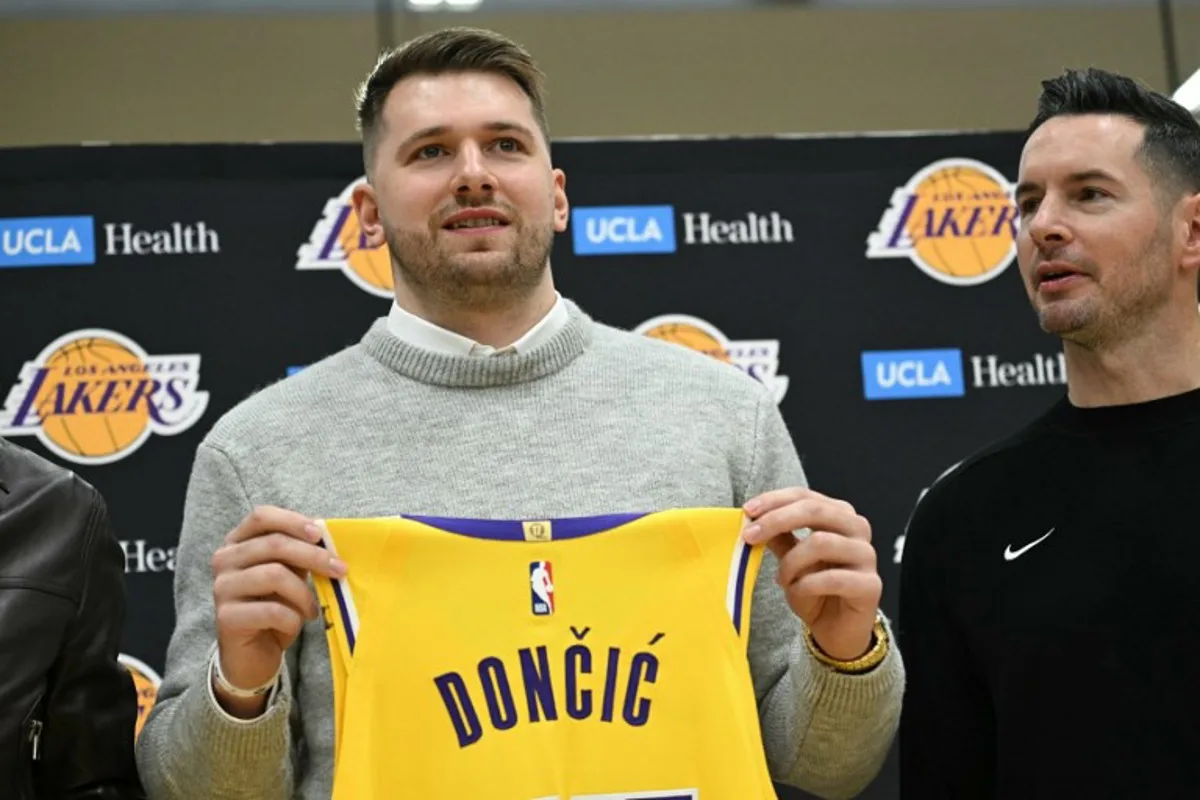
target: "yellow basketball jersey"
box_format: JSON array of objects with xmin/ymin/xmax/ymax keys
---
[{"xmin": 310, "ymin": 508, "xmax": 776, "ymax": 800}]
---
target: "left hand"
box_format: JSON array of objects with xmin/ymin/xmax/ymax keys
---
[{"xmin": 742, "ymin": 487, "xmax": 881, "ymax": 661}]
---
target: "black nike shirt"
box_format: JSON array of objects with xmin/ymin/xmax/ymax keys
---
[{"xmin": 897, "ymin": 386, "xmax": 1200, "ymax": 799}]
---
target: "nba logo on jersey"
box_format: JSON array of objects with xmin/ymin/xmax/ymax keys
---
[{"xmin": 529, "ymin": 560, "xmax": 554, "ymax": 616}]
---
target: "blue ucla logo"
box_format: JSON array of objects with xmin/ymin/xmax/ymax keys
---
[
  {"xmin": 861, "ymin": 349, "xmax": 965, "ymax": 400},
  {"xmin": 0, "ymin": 216, "xmax": 96, "ymax": 269},
  {"xmin": 571, "ymin": 206, "xmax": 676, "ymax": 256}
]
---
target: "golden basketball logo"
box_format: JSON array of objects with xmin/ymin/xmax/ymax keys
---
[
  {"xmin": 296, "ymin": 177, "xmax": 394, "ymax": 298},
  {"xmin": 634, "ymin": 314, "xmax": 789, "ymax": 403},
  {"xmin": 118, "ymin": 654, "xmax": 161, "ymax": 741},
  {"xmin": 0, "ymin": 329, "xmax": 209, "ymax": 466},
  {"xmin": 866, "ymin": 158, "xmax": 1018, "ymax": 286}
]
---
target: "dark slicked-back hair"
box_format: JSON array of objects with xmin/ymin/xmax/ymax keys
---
[
  {"xmin": 1028, "ymin": 67, "xmax": 1200, "ymax": 200},
  {"xmin": 355, "ymin": 27, "xmax": 550, "ymax": 175}
]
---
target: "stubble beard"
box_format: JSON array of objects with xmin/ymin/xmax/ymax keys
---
[
  {"xmin": 385, "ymin": 217, "xmax": 555, "ymax": 313},
  {"xmin": 1036, "ymin": 225, "xmax": 1175, "ymax": 350}
]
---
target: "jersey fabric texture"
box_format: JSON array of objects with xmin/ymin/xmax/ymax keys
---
[
  {"xmin": 898, "ymin": 387, "xmax": 1200, "ymax": 799},
  {"xmin": 312, "ymin": 507, "xmax": 775, "ymax": 800}
]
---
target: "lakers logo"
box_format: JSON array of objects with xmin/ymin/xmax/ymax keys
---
[
  {"xmin": 296, "ymin": 177, "xmax": 394, "ymax": 298},
  {"xmin": 634, "ymin": 314, "xmax": 789, "ymax": 403},
  {"xmin": 866, "ymin": 158, "xmax": 1018, "ymax": 286},
  {"xmin": 0, "ymin": 329, "xmax": 209, "ymax": 466},
  {"xmin": 118, "ymin": 654, "xmax": 161, "ymax": 741}
]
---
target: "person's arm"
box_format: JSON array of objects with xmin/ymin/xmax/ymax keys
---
[
  {"xmin": 135, "ymin": 441, "xmax": 295, "ymax": 800},
  {"xmin": 742, "ymin": 395, "xmax": 905, "ymax": 800},
  {"xmin": 38, "ymin": 479, "xmax": 146, "ymax": 800},
  {"xmin": 897, "ymin": 477, "xmax": 995, "ymax": 799}
]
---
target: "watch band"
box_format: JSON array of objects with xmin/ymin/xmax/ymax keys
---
[
  {"xmin": 804, "ymin": 612, "xmax": 890, "ymax": 675},
  {"xmin": 211, "ymin": 649, "xmax": 281, "ymax": 699}
]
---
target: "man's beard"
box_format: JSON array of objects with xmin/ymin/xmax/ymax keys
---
[
  {"xmin": 1037, "ymin": 222, "xmax": 1174, "ymax": 349},
  {"xmin": 385, "ymin": 216, "xmax": 554, "ymax": 312}
]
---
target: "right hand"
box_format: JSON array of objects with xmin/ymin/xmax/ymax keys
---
[{"xmin": 210, "ymin": 505, "xmax": 347, "ymax": 717}]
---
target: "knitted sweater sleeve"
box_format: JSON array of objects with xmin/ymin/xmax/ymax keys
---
[
  {"xmin": 135, "ymin": 441, "xmax": 295, "ymax": 800},
  {"xmin": 741, "ymin": 393, "xmax": 905, "ymax": 800}
]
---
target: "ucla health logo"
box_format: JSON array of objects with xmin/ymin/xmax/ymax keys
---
[
  {"xmin": 571, "ymin": 205, "xmax": 676, "ymax": 256},
  {"xmin": 0, "ymin": 216, "xmax": 96, "ymax": 269},
  {"xmin": 861, "ymin": 349, "xmax": 965, "ymax": 400}
]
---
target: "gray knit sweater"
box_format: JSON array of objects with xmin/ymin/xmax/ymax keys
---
[{"xmin": 135, "ymin": 300, "xmax": 903, "ymax": 800}]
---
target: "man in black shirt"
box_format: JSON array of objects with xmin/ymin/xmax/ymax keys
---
[{"xmin": 898, "ymin": 67, "xmax": 1200, "ymax": 799}]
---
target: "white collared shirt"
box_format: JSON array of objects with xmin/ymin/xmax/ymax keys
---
[{"xmin": 385, "ymin": 293, "xmax": 568, "ymax": 357}]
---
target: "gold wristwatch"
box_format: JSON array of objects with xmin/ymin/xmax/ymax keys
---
[{"xmin": 804, "ymin": 612, "xmax": 890, "ymax": 675}]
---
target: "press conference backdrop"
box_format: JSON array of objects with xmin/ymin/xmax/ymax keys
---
[{"xmin": 0, "ymin": 132, "xmax": 1065, "ymax": 800}]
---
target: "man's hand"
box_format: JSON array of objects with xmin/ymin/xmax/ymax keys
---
[
  {"xmin": 209, "ymin": 506, "xmax": 347, "ymax": 718},
  {"xmin": 742, "ymin": 488, "xmax": 881, "ymax": 662}
]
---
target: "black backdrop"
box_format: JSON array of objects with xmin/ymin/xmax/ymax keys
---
[{"xmin": 0, "ymin": 132, "xmax": 1065, "ymax": 800}]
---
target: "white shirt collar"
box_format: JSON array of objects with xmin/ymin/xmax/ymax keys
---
[{"xmin": 386, "ymin": 293, "xmax": 569, "ymax": 357}]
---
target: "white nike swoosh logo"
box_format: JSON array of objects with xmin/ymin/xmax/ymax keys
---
[{"xmin": 1004, "ymin": 528, "xmax": 1055, "ymax": 561}]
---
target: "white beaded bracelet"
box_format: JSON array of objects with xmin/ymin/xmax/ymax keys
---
[{"xmin": 210, "ymin": 649, "xmax": 281, "ymax": 699}]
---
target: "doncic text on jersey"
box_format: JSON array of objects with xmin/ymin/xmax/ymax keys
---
[{"xmin": 434, "ymin": 633, "xmax": 662, "ymax": 748}]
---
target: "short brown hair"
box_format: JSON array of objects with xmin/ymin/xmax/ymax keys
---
[{"xmin": 355, "ymin": 27, "xmax": 550, "ymax": 173}]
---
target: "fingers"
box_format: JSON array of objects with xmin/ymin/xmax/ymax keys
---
[
  {"xmin": 788, "ymin": 568, "xmax": 883, "ymax": 611},
  {"xmin": 211, "ymin": 508, "xmax": 346, "ymax": 653},
  {"xmin": 764, "ymin": 534, "xmax": 795, "ymax": 564},
  {"xmin": 225, "ymin": 505, "xmax": 320, "ymax": 547},
  {"xmin": 743, "ymin": 493, "xmax": 870, "ymax": 546},
  {"xmin": 775, "ymin": 531, "xmax": 877, "ymax": 587},
  {"xmin": 212, "ymin": 531, "xmax": 346, "ymax": 581},
  {"xmin": 745, "ymin": 487, "xmax": 854, "ymax": 518},
  {"xmin": 744, "ymin": 486, "xmax": 811, "ymax": 516},
  {"xmin": 216, "ymin": 599, "xmax": 309, "ymax": 643},
  {"xmin": 744, "ymin": 487, "xmax": 858, "ymax": 521},
  {"xmin": 214, "ymin": 561, "xmax": 322, "ymax": 620}
]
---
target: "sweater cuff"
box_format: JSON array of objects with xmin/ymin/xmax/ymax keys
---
[
  {"xmin": 801, "ymin": 615, "xmax": 905, "ymax": 708},
  {"xmin": 206, "ymin": 646, "xmax": 285, "ymax": 725},
  {"xmin": 185, "ymin": 644, "xmax": 292, "ymax": 760}
]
